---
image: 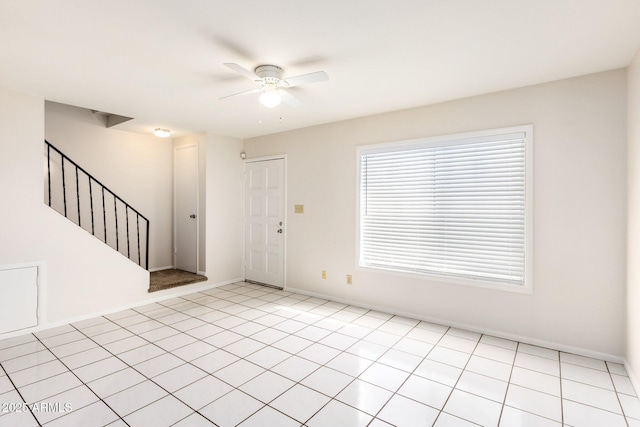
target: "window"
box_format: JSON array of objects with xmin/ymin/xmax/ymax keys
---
[{"xmin": 357, "ymin": 126, "xmax": 533, "ymax": 292}]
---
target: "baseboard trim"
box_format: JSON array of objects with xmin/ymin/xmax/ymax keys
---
[
  {"xmin": 149, "ymin": 266, "xmax": 174, "ymax": 273},
  {"xmin": 0, "ymin": 277, "xmax": 244, "ymax": 342},
  {"xmin": 287, "ymin": 286, "xmax": 625, "ymax": 364}
]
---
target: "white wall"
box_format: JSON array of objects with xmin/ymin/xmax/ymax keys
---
[
  {"xmin": 245, "ymin": 69, "xmax": 628, "ymax": 358},
  {"xmin": 205, "ymin": 133, "xmax": 244, "ymax": 283},
  {"xmin": 627, "ymin": 49, "xmax": 640, "ymax": 379},
  {"xmin": 45, "ymin": 102, "xmax": 173, "ymax": 269},
  {"xmin": 174, "ymin": 133, "xmax": 207, "ymax": 272}
]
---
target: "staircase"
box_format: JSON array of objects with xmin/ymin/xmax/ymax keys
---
[{"xmin": 44, "ymin": 141, "xmax": 150, "ymax": 269}]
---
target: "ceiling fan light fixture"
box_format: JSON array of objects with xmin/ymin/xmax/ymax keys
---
[{"xmin": 259, "ymin": 87, "xmax": 281, "ymax": 108}]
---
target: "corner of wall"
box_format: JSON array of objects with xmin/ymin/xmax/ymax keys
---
[{"xmin": 626, "ymin": 46, "xmax": 640, "ymax": 388}]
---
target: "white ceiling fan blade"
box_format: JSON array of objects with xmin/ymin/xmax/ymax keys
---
[
  {"xmin": 283, "ymin": 71, "xmax": 328, "ymax": 87},
  {"xmin": 278, "ymin": 90, "xmax": 303, "ymax": 108},
  {"xmin": 223, "ymin": 63, "xmax": 260, "ymax": 81},
  {"xmin": 220, "ymin": 87, "xmax": 262, "ymax": 100}
]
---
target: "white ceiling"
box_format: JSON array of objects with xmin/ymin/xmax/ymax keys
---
[{"xmin": 2, "ymin": 0, "xmax": 639, "ymax": 139}]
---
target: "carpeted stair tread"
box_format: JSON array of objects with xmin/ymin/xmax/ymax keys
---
[{"xmin": 149, "ymin": 269, "xmax": 207, "ymax": 292}]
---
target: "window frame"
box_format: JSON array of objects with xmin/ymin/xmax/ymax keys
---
[{"xmin": 355, "ymin": 125, "xmax": 534, "ymax": 294}]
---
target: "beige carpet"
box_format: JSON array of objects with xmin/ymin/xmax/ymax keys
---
[{"xmin": 148, "ymin": 269, "xmax": 207, "ymax": 293}]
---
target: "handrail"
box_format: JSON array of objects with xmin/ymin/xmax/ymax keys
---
[{"xmin": 45, "ymin": 140, "xmax": 150, "ymax": 270}]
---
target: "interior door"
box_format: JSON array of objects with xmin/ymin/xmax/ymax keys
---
[
  {"xmin": 175, "ymin": 144, "xmax": 199, "ymax": 273},
  {"xmin": 245, "ymin": 158, "xmax": 285, "ymax": 288}
]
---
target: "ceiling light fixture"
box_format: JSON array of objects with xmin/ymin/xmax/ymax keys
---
[
  {"xmin": 259, "ymin": 83, "xmax": 281, "ymax": 108},
  {"xmin": 154, "ymin": 128, "xmax": 171, "ymax": 138}
]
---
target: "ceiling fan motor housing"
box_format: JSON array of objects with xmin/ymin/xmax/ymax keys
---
[{"xmin": 255, "ymin": 65, "xmax": 284, "ymax": 83}]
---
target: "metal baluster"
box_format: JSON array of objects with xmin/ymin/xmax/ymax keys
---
[
  {"xmin": 102, "ymin": 187, "xmax": 107, "ymax": 243},
  {"xmin": 47, "ymin": 143, "xmax": 51, "ymax": 207},
  {"xmin": 61, "ymin": 155, "xmax": 67, "ymax": 217},
  {"xmin": 89, "ymin": 176, "xmax": 95, "ymax": 236},
  {"xmin": 114, "ymin": 195, "xmax": 119, "ymax": 251},
  {"xmin": 126, "ymin": 206, "xmax": 130, "ymax": 259},
  {"xmin": 145, "ymin": 219, "xmax": 150, "ymax": 270},
  {"xmin": 136, "ymin": 215, "xmax": 141, "ymax": 266},
  {"xmin": 75, "ymin": 165, "xmax": 81, "ymax": 227}
]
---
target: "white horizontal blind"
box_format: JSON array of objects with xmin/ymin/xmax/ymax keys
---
[{"xmin": 359, "ymin": 131, "xmax": 527, "ymax": 286}]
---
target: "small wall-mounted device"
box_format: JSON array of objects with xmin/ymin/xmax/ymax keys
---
[{"xmin": 240, "ymin": 152, "xmax": 246, "ymax": 159}]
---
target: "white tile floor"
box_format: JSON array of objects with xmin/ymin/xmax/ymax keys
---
[{"xmin": 0, "ymin": 282, "xmax": 638, "ymax": 427}]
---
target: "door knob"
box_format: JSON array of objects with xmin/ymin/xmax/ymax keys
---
[
  {"xmin": 189, "ymin": 214, "xmax": 196, "ymax": 219},
  {"xmin": 277, "ymin": 229, "xmax": 283, "ymax": 234}
]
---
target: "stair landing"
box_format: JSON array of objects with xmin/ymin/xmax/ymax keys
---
[{"xmin": 149, "ymin": 269, "xmax": 207, "ymax": 293}]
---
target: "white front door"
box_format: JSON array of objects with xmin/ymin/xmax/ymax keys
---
[
  {"xmin": 245, "ymin": 158, "xmax": 285, "ymax": 288},
  {"xmin": 175, "ymin": 144, "xmax": 199, "ymax": 273}
]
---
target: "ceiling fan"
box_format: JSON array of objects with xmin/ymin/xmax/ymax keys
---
[{"xmin": 220, "ymin": 63, "xmax": 328, "ymax": 108}]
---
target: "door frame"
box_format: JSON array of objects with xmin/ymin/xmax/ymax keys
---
[
  {"xmin": 174, "ymin": 142, "xmax": 200, "ymax": 273},
  {"xmin": 244, "ymin": 154, "xmax": 287, "ymax": 289}
]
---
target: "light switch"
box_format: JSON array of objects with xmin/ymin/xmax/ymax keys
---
[{"xmin": 294, "ymin": 204, "xmax": 304, "ymax": 214}]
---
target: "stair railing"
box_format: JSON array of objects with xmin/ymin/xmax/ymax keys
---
[{"xmin": 45, "ymin": 141, "xmax": 150, "ymax": 270}]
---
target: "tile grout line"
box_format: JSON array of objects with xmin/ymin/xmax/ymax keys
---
[
  {"xmin": 497, "ymin": 340, "xmax": 519, "ymax": 426},
  {"xmin": 559, "ymin": 353, "xmax": 565, "ymax": 426},
  {"xmin": 0, "ymin": 357, "xmax": 42, "ymax": 426},
  {"xmin": 607, "ymin": 361, "xmax": 631, "ymax": 427}
]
